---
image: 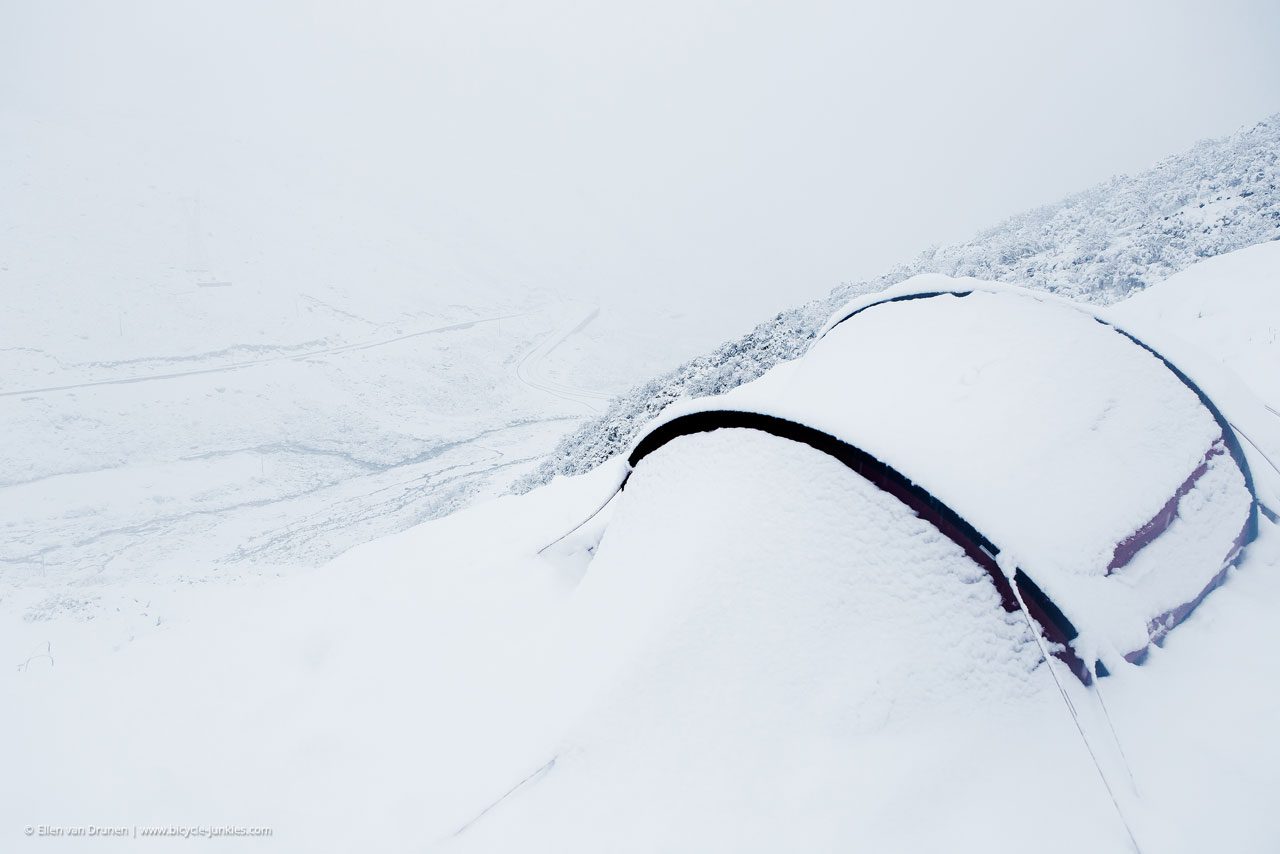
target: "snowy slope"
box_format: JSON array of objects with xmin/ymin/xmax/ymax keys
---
[
  {"xmin": 1110, "ymin": 240, "xmax": 1280, "ymax": 415},
  {"xmin": 521, "ymin": 115, "xmax": 1280, "ymax": 489},
  {"xmin": 7, "ymin": 110, "xmax": 1275, "ymax": 619},
  {"xmin": 3, "ymin": 438, "xmax": 1276, "ymax": 852},
  {"xmin": 0, "ymin": 110, "xmax": 679, "ymax": 621},
  {"xmin": 6, "ymin": 246, "xmax": 1280, "ymax": 852}
]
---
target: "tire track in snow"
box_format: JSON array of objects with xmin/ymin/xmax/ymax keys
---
[
  {"xmin": 0, "ymin": 313, "xmax": 524, "ymax": 398},
  {"xmin": 514, "ymin": 308, "xmax": 613, "ymax": 413},
  {"xmin": 1, "ymin": 417, "xmax": 576, "ymax": 576}
]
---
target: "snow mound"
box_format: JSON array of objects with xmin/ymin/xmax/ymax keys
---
[
  {"xmin": 636, "ymin": 280, "xmax": 1254, "ymax": 663},
  {"xmin": 453, "ymin": 430, "xmax": 1111, "ymax": 853}
]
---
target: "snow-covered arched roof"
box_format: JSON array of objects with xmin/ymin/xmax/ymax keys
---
[{"xmin": 625, "ymin": 277, "xmax": 1258, "ymax": 674}]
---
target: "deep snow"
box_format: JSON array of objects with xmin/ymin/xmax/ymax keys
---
[
  {"xmin": 1109, "ymin": 240, "xmax": 1280, "ymax": 418},
  {"xmin": 633, "ymin": 279, "xmax": 1269, "ymax": 665},
  {"xmin": 0, "ymin": 109, "xmax": 727, "ymax": 625},
  {"xmin": 5, "ymin": 243, "xmax": 1280, "ymax": 852}
]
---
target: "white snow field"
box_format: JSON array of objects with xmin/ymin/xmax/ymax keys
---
[
  {"xmin": 5, "ymin": 243, "xmax": 1280, "ymax": 852},
  {"xmin": 0, "ymin": 109, "xmax": 721, "ymax": 627}
]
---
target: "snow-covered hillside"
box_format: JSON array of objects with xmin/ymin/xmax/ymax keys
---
[
  {"xmin": 6, "ymin": 243, "xmax": 1279, "ymax": 852},
  {"xmin": 1110, "ymin": 240, "xmax": 1280, "ymax": 414},
  {"xmin": 6, "ymin": 111, "xmax": 1275, "ymax": 621},
  {"xmin": 0, "ymin": 111, "xmax": 688, "ymax": 620},
  {"xmin": 520, "ymin": 115, "xmax": 1280, "ymax": 490},
  {"xmin": 6, "ymin": 3, "xmax": 1279, "ymax": 848}
]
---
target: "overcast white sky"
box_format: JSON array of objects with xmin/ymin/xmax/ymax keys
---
[{"xmin": 4, "ymin": 0, "xmax": 1279, "ymax": 335}]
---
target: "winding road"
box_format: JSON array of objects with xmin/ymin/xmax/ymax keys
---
[
  {"xmin": 1, "ymin": 313, "xmax": 523, "ymax": 398},
  {"xmin": 514, "ymin": 308, "xmax": 615, "ymax": 414}
]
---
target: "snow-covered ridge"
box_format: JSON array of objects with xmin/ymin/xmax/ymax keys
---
[{"xmin": 517, "ymin": 114, "xmax": 1280, "ymax": 490}]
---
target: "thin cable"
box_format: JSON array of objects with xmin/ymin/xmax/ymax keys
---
[
  {"xmin": 449, "ymin": 757, "xmax": 557, "ymax": 838},
  {"xmin": 1000, "ymin": 556, "xmax": 1145, "ymax": 854},
  {"xmin": 1088, "ymin": 661, "xmax": 1141, "ymax": 797},
  {"xmin": 1233, "ymin": 420, "xmax": 1280, "ymax": 479},
  {"xmin": 536, "ymin": 476, "xmax": 627, "ymax": 555},
  {"xmin": 1231, "ymin": 421, "xmax": 1280, "ymax": 522}
]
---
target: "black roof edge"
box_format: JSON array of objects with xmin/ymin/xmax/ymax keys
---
[{"xmin": 628, "ymin": 409, "xmax": 1090, "ymax": 682}]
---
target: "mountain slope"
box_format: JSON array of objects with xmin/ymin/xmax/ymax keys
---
[
  {"xmin": 519, "ymin": 114, "xmax": 1280, "ymax": 490},
  {"xmin": 8, "ymin": 247, "xmax": 1280, "ymax": 852},
  {"xmin": 0, "ymin": 112, "xmax": 648, "ymax": 607}
]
